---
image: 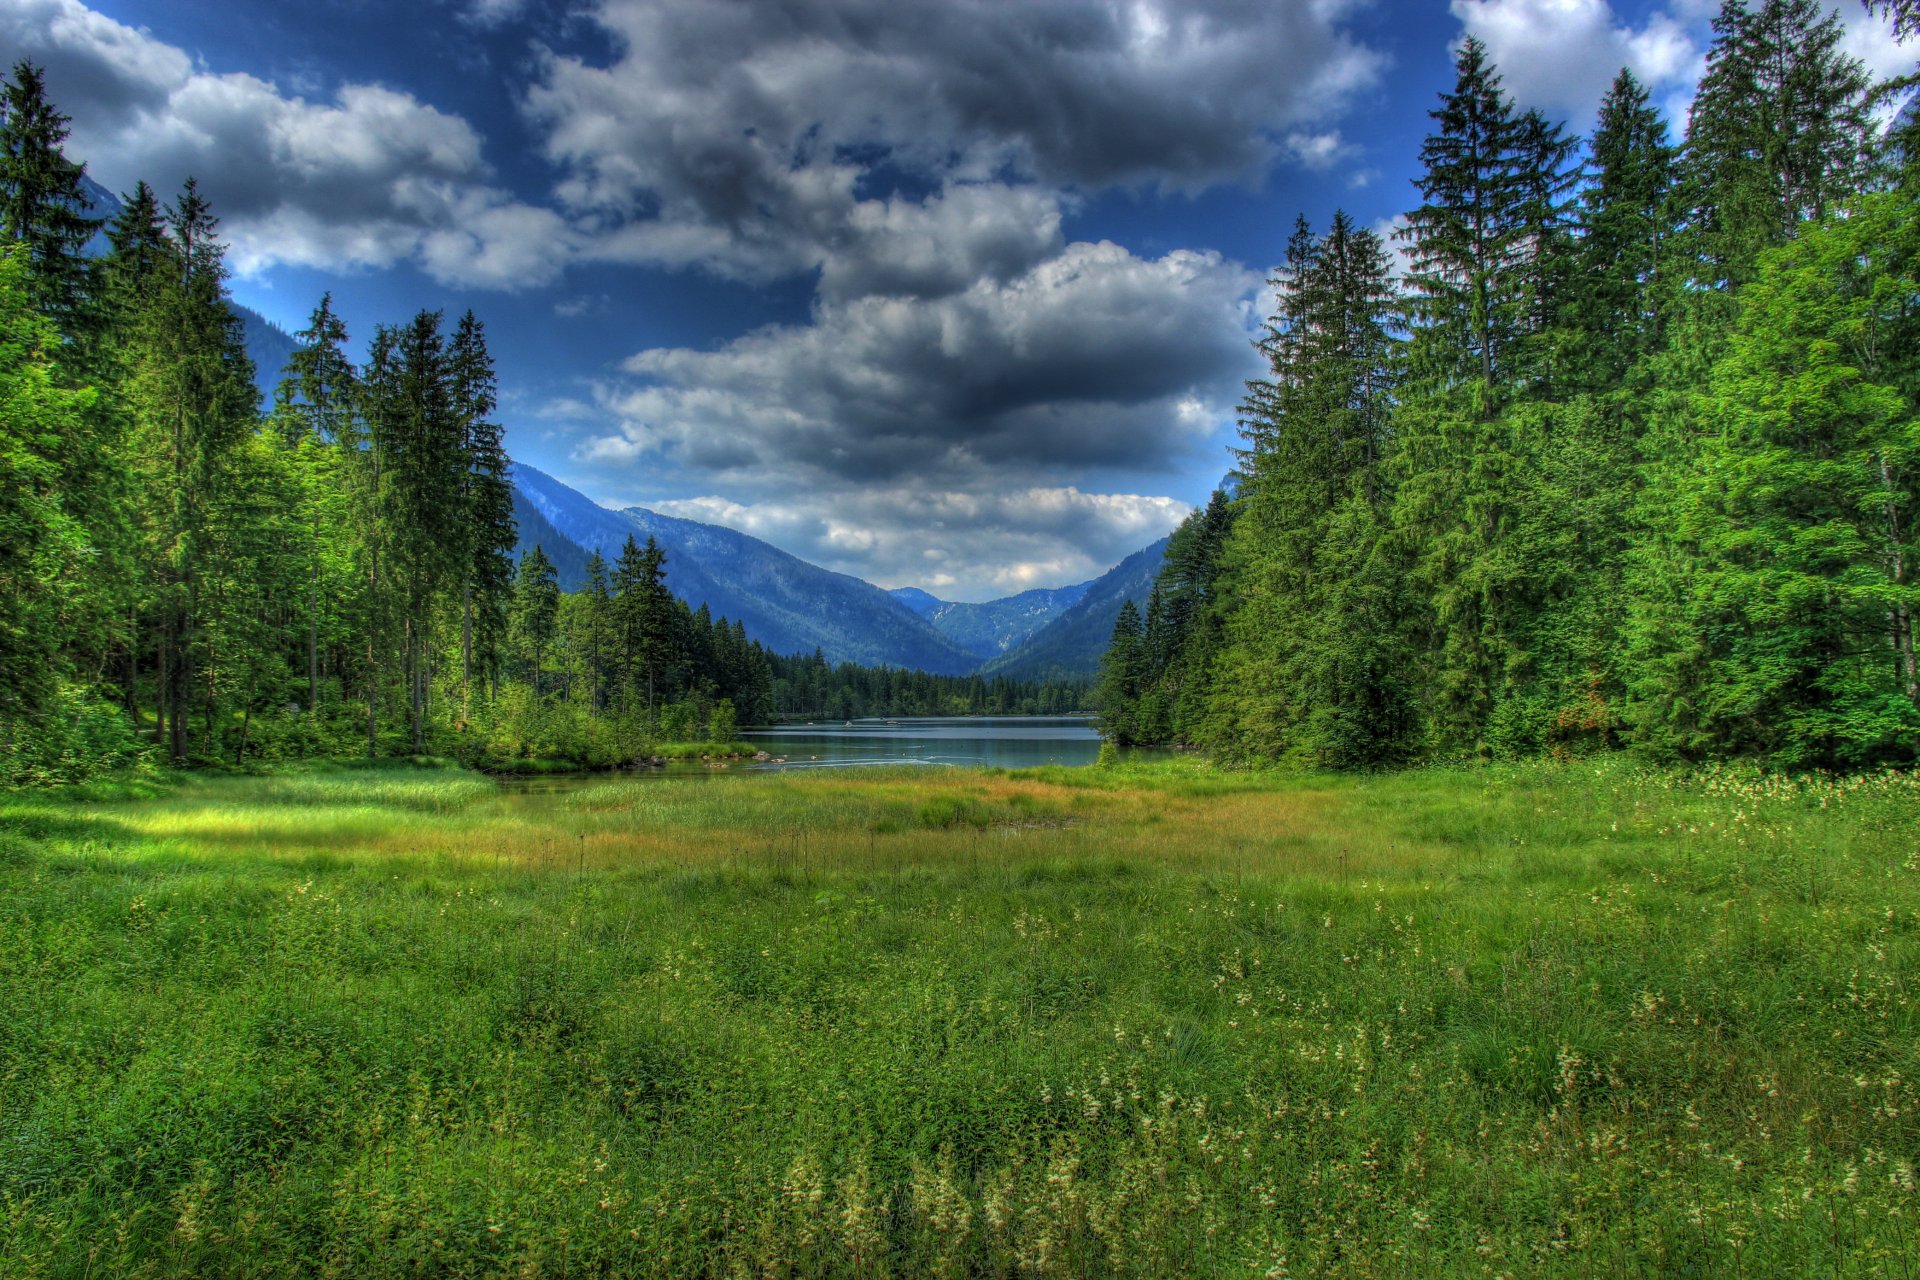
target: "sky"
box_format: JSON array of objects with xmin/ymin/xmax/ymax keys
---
[{"xmin": 3, "ymin": 0, "xmax": 1911, "ymax": 600}]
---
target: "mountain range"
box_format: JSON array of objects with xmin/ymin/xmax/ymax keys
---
[{"xmin": 511, "ymin": 464, "xmax": 1162, "ymax": 678}]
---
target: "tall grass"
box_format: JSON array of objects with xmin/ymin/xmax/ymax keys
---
[{"xmin": 1, "ymin": 755, "xmax": 1916, "ymax": 1276}]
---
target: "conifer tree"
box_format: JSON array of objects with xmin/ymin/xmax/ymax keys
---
[
  {"xmin": 119, "ymin": 180, "xmax": 256, "ymax": 761},
  {"xmin": 1682, "ymin": 0, "xmax": 1871, "ymax": 289},
  {"xmin": 382, "ymin": 310, "xmax": 463, "ymax": 752},
  {"xmin": 1566, "ymin": 69, "xmax": 1677, "ymax": 397},
  {"xmin": 450, "ymin": 311, "xmax": 514, "ymax": 709},
  {"xmin": 0, "ymin": 246, "xmax": 96, "ymax": 718},
  {"xmin": 1209, "ymin": 213, "xmax": 1411, "ymax": 765},
  {"xmin": 1096, "ymin": 600, "xmax": 1145, "ymax": 746},
  {"xmin": 513, "ymin": 545, "xmax": 559, "ymax": 698},
  {"xmin": 0, "ymin": 61, "xmax": 99, "ymax": 327},
  {"xmin": 1630, "ymin": 194, "xmax": 1920, "ymax": 765},
  {"xmin": 273, "ymin": 294, "xmax": 357, "ymax": 716},
  {"xmin": 1392, "ymin": 40, "xmax": 1574, "ymax": 754}
]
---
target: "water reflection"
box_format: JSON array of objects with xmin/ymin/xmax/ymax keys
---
[{"xmin": 743, "ymin": 716, "xmax": 1102, "ymax": 770}]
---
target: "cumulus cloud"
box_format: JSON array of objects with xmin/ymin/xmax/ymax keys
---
[
  {"xmin": 639, "ymin": 486, "xmax": 1192, "ymax": 601},
  {"xmin": 0, "ymin": 0, "xmax": 568, "ymax": 286},
  {"xmin": 524, "ymin": 0, "xmax": 1382, "ymax": 283},
  {"xmin": 1451, "ymin": 0, "xmax": 1703, "ymax": 121},
  {"xmin": 565, "ymin": 238, "xmax": 1256, "ymax": 595},
  {"xmin": 1454, "ymin": 0, "xmax": 1910, "ymax": 126},
  {"xmin": 586, "ymin": 241, "xmax": 1260, "ymax": 484}
]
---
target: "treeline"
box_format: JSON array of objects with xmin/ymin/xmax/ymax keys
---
[
  {"xmin": 1102, "ymin": 0, "xmax": 1920, "ymax": 771},
  {"xmin": 0, "ymin": 55, "xmax": 521, "ymax": 780},
  {"xmin": 508, "ymin": 542, "xmax": 1085, "ymax": 749},
  {"xmin": 763, "ymin": 653, "xmax": 1086, "ymax": 721},
  {"xmin": 0, "ymin": 61, "xmax": 1073, "ymax": 781}
]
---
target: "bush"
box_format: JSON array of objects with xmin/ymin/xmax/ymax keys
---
[
  {"xmin": 707, "ymin": 699, "xmax": 737, "ymax": 744},
  {"xmin": 0, "ymin": 684, "xmax": 152, "ymax": 786}
]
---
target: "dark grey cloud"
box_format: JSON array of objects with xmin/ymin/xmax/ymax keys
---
[
  {"xmin": 585, "ymin": 240, "xmax": 1260, "ymax": 484},
  {"xmin": 525, "ymin": 0, "xmax": 1380, "ymax": 283}
]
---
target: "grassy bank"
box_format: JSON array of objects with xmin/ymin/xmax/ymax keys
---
[{"xmin": 1, "ymin": 757, "xmax": 1916, "ymax": 1276}]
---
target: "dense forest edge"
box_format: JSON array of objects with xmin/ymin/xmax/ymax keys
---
[
  {"xmin": 0, "ymin": 62, "xmax": 1084, "ymax": 785},
  {"xmin": 1098, "ymin": 1, "xmax": 1920, "ymax": 775}
]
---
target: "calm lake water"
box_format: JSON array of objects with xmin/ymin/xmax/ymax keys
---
[
  {"xmin": 492, "ymin": 718, "xmax": 1106, "ymax": 793},
  {"xmin": 743, "ymin": 716, "xmax": 1102, "ymax": 770}
]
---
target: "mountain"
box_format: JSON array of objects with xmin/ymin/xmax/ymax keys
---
[
  {"xmin": 234, "ymin": 304, "xmax": 298, "ymax": 400},
  {"xmin": 890, "ymin": 582, "xmax": 1093, "ymax": 661},
  {"xmin": 980, "ymin": 536, "xmax": 1172, "ymax": 681},
  {"xmin": 511, "ymin": 464, "xmax": 980, "ymax": 672},
  {"xmin": 889, "ymin": 587, "xmax": 943, "ymax": 618}
]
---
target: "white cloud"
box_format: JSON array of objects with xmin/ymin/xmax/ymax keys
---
[
  {"xmin": 1451, "ymin": 0, "xmax": 1704, "ymax": 122},
  {"xmin": 640, "ymin": 486, "xmax": 1191, "ymax": 601},
  {"xmin": 0, "ymin": 0, "xmax": 565, "ymax": 287},
  {"xmin": 1453, "ymin": 0, "xmax": 1912, "ymax": 127}
]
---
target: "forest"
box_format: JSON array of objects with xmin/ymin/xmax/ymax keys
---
[
  {"xmin": 1100, "ymin": 0, "xmax": 1920, "ymax": 773},
  {"xmin": 0, "ymin": 60, "xmax": 1081, "ymax": 784}
]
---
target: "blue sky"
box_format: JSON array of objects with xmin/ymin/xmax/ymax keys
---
[{"xmin": 4, "ymin": 0, "xmax": 1909, "ymax": 598}]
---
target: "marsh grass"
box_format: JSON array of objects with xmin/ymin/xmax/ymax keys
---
[{"xmin": 1, "ymin": 755, "xmax": 1917, "ymax": 1276}]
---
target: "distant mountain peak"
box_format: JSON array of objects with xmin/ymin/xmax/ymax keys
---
[{"xmin": 511, "ymin": 463, "xmax": 1150, "ymax": 676}]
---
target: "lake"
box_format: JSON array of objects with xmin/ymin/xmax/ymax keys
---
[{"xmin": 744, "ymin": 715, "xmax": 1103, "ymax": 770}]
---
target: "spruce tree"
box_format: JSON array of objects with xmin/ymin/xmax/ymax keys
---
[
  {"xmin": 1682, "ymin": 0, "xmax": 1872, "ymax": 289},
  {"xmin": 1209, "ymin": 213, "xmax": 1410, "ymax": 766},
  {"xmin": 0, "ymin": 61, "xmax": 99, "ymax": 327},
  {"xmin": 1096, "ymin": 600, "xmax": 1145, "ymax": 746},
  {"xmin": 273, "ymin": 294, "xmax": 358, "ymax": 716},
  {"xmin": 513, "ymin": 545, "xmax": 559, "ymax": 698},
  {"xmin": 449, "ymin": 311, "xmax": 514, "ymax": 711},
  {"xmin": 1392, "ymin": 40, "xmax": 1574, "ymax": 754},
  {"xmin": 1630, "ymin": 193, "xmax": 1920, "ymax": 765},
  {"xmin": 1566, "ymin": 69, "xmax": 1677, "ymax": 397}
]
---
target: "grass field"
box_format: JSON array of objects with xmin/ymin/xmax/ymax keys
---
[{"xmin": 1, "ymin": 756, "xmax": 1917, "ymax": 1277}]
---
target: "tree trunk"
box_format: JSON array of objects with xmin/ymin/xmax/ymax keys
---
[
  {"xmin": 461, "ymin": 582, "xmax": 473, "ymax": 721},
  {"xmin": 1882, "ymin": 456, "xmax": 1918, "ymax": 707},
  {"xmin": 308, "ymin": 512, "xmax": 320, "ymax": 715},
  {"xmin": 367, "ymin": 543, "xmax": 379, "ymax": 759}
]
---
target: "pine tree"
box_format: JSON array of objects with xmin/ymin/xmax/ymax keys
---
[
  {"xmin": 0, "ymin": 246, "xmax": 97, "ymax": 718},
  {"xmin": 1682, "ymin": 0, "xmax": 1872, "ymax": 290},
  {"xmin": 0, "ymin": 61, "xmax": 99, "ymax": 327},
  {"xmin": 1392, "ymin": 40, "xmax": 1575, "ymax": 754},
  {"xmin": 617, "ymin": 535, "xmax": 676, "ymax": 718},
  {"xmin": 513, "ymin": 545, "xmax": 560, "ymax": 699},
  {"xmin": 118, "ymin": 181, "xmax": 256, "ymax": 761},
  {"xmin": 272, "ymin": 294, "xmax": 358, "ymax": 717},
  {"xmin": 1399, "ymin": 37, "xmax": 1534, "ymax": 407},
  {"xmin": 1565, "ymin": 69, "xmax": 1678, "ymax": 398},
  {"xmin": 383, "ymin": 310, "xmax": 465, "ymax": 752},
  {"xmin": 450, "ymin": 311, "xmax": 514, "ymax": 710},
  {"xmin": 1209, "ymin": 212, "xmax": 1410, "ymax": 766},
  {"xmin": 1096, "ymin": 600, "xmax": 1145, "ymax": 746}
]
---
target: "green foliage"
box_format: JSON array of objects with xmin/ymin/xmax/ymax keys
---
[
  {"xmin": 0, "ymin": 245, "xmax": 97, "ymax": 718},
  {"xmin": 1627, "ymin": 194, "xmax": 1920, "ymax": 766},
  {"xmin": 706, "ymin": 697, "xmax": 737, "ymax": 744},
  {"xmin": 0, "ymin": 60, "xmax": 99, "ymax": 325},
  {"xmin": 0, "ymin": 682, "xmax": 148, "ymax": 785},
  {"xmin": 1097, "ymin": 10, "xmax": 1911, "ymax": 771}
]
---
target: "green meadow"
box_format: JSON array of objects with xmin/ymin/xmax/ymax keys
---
[{"xmin": 2, "ymin": 757, "xmax": 1917, "ymax": 1277}]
